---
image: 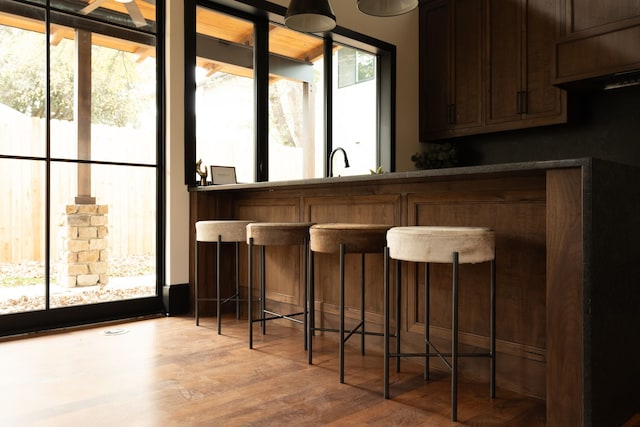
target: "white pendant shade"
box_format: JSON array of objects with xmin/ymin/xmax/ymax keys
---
[
  {"xmin": 285, "ymin": 0, "xmax": 336, "ymax": 33},
  {"xmin": 357, "ymin": 0, "xmax": 418, "ymax": 17}
]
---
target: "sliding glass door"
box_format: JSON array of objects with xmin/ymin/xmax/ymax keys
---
[{"xmin": 0, "ymin": 0, "xmax": 162, "ymax": 333}]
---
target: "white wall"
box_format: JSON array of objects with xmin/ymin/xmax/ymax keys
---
[
  {"xmin": 164, "ymin": 1, "xmax": 420, "ymax": 285},
  {"xmin": 165, "ymin": 1, "xmax": 189, "ymax": 286}
]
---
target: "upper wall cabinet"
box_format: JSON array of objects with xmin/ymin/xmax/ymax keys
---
[
  {"xmin": 420, "ymin": 0, "xmax": 567, "ymax": 141},
  {"xmin": 569, "ymin": 0, "xmax": 640, "ymax": 31},
  {"xmin": 554, "ymin": 0, "xmax": 640, "ymax": 88},
  {"xmin": 486, "ymin": 0, "xmax": 566, "ymax": 127},
  {"xmin": 420, "ymin": 0, "xmax": 483, "ymax": 139}
]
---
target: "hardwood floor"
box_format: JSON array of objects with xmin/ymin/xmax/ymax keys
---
[{"xmin": 0, "ymin": 315, "xmax": 548, "ymax": 426}]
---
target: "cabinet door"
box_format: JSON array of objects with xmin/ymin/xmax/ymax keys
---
[
  {"xmin": 571, "ymin": 0, "xmax": 640, "ymax": 32},
  {"xmin": 420, "ymin": 0, "xmax": 451, "ymax": 139},
  {"xmin": 420, "ymin": 0, "xmax": 482, "ymax": 140},
  {"xmin": 524, "ymin": 0, "xmax": 566, "ymax": 121},
  {"xmin": 451, "ymin": 0, "xmax": 483, "ymax": 130},
  {"xmin": 485, "ymin": 0, "xmax": 523, "ymax": 125}
]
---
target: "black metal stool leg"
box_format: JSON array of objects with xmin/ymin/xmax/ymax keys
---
[
  {"xmin": 195, "ymin": 240, "xmax": 200, "ymax": 326},
  {"xmin": 360, "ymin": 253, "xmax": 366, "ymax": 355},
  {"xmin": 490, "ymin": 257, "xmax": 496, "ymax": 398},
  {"xmin": 383, "ymin": 246, "xmax": 390, "ymax": 399},
  {"xmin": 216, "ymin": 235, "xmax": 222, "ymax": 335},
  {"xmin": 452, "ymin": 252, "xmax": 459, "ymax": 422},
  {"xmin": 308, "ymin": 249, "xmax": 315, "ymax": 364},
  {"xmin": 235, "ymin": 242, "xmax": 240, "ymax": 320},
  {"xmin": 425, "ymin": 262, "xmax": 430, "ymax": 381},
  {"xmin": 248, "ymin": 237, "xmax": 254, "ymax": 349},
  {"xmin": 303, "ymin": 239, "xmax": 309, "ymax": 351},
  {"xmin": 395, "ymin": 258, "xmax": 401, "ymax": 373},
  {"xmin": 339, "ymin": 243, "xmax": 346, "ymax": 384},
  {"xmin": 260, "ymin": 245, "xmax": 266, "ymax": 335}
]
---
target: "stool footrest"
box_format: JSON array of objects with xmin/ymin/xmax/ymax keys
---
[
  {"xmin": 197, "ymin": 296, "xmax": 260, "ymax": 303},
  {"xmin": 311, "ymin": 326, "xmax": 386, "ymax": 338},
  {"xmin": 253, "ymin": 310, "xmax": 304, "ymax": 325},
  {"xmin": 388, "ymin": 351, "xmax": 493, "ymax": 359},
  {"xmin": 219, "ymin": 293, "xmax": 240, "ymax": 305}
]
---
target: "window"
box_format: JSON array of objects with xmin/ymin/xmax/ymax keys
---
[
  {"xmin": 338, "ymin": 47, "xmax": 375, "ymax": 88},
  {"xmin": 332, "ymin": 45, "xmax": 378, "ymax": 176},
  {"xmin": 187, "ymin": 0, "xmax": 395, "ymax": 184},
  {"xmin": 195, "ymin": 8, "xmax": 256, "ymax": 183}
]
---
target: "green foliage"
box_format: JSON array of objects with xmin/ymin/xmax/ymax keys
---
[
  {"xmin": 0, "ymin": 25, "xmax": 154, "ymax": 127},
  {"xmin": 412, "ymin": 142, "xmax": 459, "ymax": 170},
  {"xmin": 0, "ymin": 276, "xmax": 43, "ymax": 288}
]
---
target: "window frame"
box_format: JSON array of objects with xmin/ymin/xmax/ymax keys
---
[
  {"xmin": 184, "ymin": 0, "xmax": 396, "ymax": 185},
  {"xmin": 0, "ymin": 0, "xmax": 165, "ymax": 336}
]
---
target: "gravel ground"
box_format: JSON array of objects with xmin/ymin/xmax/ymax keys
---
[{"xmin": 0, "ymin": 256, "xmax": 156, "ymax": 315}]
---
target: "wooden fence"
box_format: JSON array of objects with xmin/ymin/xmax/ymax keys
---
[{"xmin": 0, "ymin": 104, "xmax": 157, "ymax": 263}]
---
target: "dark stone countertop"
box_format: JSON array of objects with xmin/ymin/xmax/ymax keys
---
[{"xmin": 189, "ymin": 158, "xmax": 592, "ymax": 192}]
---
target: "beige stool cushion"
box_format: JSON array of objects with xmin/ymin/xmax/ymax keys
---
[
  {"xmin": 310, "ymin": 223, "xmax": 393, "ymax": 254},
  {"xmin": 246, "ymin": 222, "xmax": 313, "ymax": 246},
  {"xmin": 195, "ymin": 220, "xmax": 253, "ymax": 243},
  {"xmin": 387, "ymin": 226, "xmax": 495, "ymax": 264}
]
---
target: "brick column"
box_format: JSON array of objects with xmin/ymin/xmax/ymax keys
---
[{"xmin": 58, "ymin": 204, "xmax": 109, "ymax": 288}]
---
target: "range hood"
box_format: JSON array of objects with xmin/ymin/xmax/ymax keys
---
[
  {"xmin": 556, "ymin": 69, "xmax": 640, "ymax": 91},
  {"xmin": 554, "ymin": 18, "xmax": 640, "ymax": 91}
]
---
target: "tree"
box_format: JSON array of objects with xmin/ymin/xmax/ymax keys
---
[{"xmin": 0, "ymin": 25, "xmax": 154, "ymax": 128}]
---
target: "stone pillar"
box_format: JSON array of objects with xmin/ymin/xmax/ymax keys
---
[{"xmin": 58, "ymin": 204, "xmax": 109, "ymax": 288}]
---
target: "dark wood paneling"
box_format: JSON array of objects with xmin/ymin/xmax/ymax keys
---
[
  {"xmin": 410, "ymin": 198, "xmax": 546, "ymax": 348},
  {"xmin": 546, "ymin": 168, "xmax": 583, "ymax": 426},
  {"xmin": 571, "ymin": 0, "xmax": 640, "ymax": 32}
]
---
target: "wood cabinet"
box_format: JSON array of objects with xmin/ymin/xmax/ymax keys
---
[
  {"xmin": 420, "ymin": 0, "xmax": 566, "ymax": 141},
  {"xmin": 420, "ymin": 0, "xmax": 483, "ymax": 139},
  {"xmin": 486, "ymin": 0, "xmax": 566, "ymax": 126},
  {"xmin": 568, "ymin": 0, "xmax": 640, "ymax": 33},
  {"xmin": 554, "ymin": 0, "xmax": 640, "ymax": 87}
]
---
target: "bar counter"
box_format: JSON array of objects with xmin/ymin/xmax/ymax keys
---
[{"xmin": 189, "ymin": 158, "xmax": 640, "ymax": 427}]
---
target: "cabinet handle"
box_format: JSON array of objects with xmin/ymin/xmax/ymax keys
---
[
  {"xmin": 447, "ymin": 104, "xmax": 455, "ymax": 125},
  {"xmin": 516, "ymin": 91, "xmax": 528, "ymax": 115}
]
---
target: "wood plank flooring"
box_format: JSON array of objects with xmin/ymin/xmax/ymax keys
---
[{"xmin": 0, "ymin": 315, "xmax": 549, "ymax": 426}]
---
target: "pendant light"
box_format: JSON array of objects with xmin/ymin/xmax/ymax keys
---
[
  {"xmin": 285, "ymin": 0, "xmax": 337, "ymax": 33},
  {"xmin": 357, "ymin": 0, "xmax": 418, "ymax": 17}
]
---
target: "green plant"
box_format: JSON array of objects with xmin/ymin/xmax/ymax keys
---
[
  {"xmin": 411, "ymin": 142, "xmax": 459, "ymax": 169},
  {"xmin": 0, "ymin": 277, "xmax": 43, "ymax": 288}
]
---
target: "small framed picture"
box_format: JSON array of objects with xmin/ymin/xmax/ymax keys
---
[{"xmin": 209, "ymin": 165, "xmax": 237, "ymax": 185}]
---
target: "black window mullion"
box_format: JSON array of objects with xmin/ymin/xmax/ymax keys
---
[
  {"xmin": 254, "ymin": 16, "xmax": 269, "ymax": 182},
  {"xmin": 184, "ymin": 0, "xmax": 197, "ymax": 186},
  {"xmin": 324, "ymin": 38, "xmax": 333, "ymax": 178},
  {"xmin": 45, "ymin": 0, "xmax": 52, "ymax": 310}
]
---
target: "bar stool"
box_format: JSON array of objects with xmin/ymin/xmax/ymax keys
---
[
  {"xmin": 383, "ymin": 226, "xmax": 496, "ymax": 421},
  {"xmin": 247, "ymin": 222, "xmax": 313, "ymax": 350},
  {"xmin": 195, "ymin": 220, "xmax": 253, "ymax": 334},
  {"xmin": 309, "ymin": 223, "xmax": 392, "ymax": 383}
]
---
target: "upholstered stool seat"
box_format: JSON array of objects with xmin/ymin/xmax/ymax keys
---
[
  {"xmin": 384, "ymin": 226, "xmax": 496, "ymax": 421},
  {"xmin": 247, "ymin": 222, "xmax": 313, "ymax": 349},
  {"xmin": 309, "ymin": 223, "xmax": 393, "ymax": 383},
  {"xmin": 195, "ymin": 220, "xmax": 253, "ymax": 334}
]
